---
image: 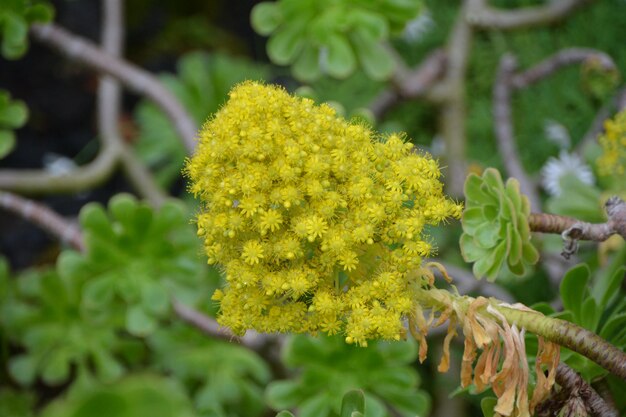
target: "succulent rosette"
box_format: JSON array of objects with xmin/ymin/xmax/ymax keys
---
[{"xmin": 460, "ymin": 168, "xmax": 539, "ymax": 281}]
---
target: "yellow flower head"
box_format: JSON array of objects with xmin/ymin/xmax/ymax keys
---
[
  {"xmin": 186, "ymin": 82, "xmax": 462, "ymax": 344},
  {"xmin": 597, "ymin": 109, "xmax": 626, "ymax": 177}
]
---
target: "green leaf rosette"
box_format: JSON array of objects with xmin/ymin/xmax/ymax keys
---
[
  {"xmin": 0, "ymin": 0, "xmax": 53, "ymax": 59},
  {"xmin": 460, "ymin": 168, "xmax": 539, "ymax": 281},
  {"xmin": 251, "ymin": 0, "xmax": 422, "ymax": 81}
]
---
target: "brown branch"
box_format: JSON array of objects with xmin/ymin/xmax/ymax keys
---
[
  {"xmin": 0, "ymin": 191, "xmax": 84, "ymax": 251},
  {"xmin": 98, "ymin": 0, "xmax": 167, "ymax": 208},
  {"xmin": 171, "ymin": 300, "xmax": 276, "ymax": 352},
  {"xmin": 554, "ymin": 363, "xmax": 618, "ymax": 417},
  {"xmin": 370, "ymin": 50, "xmax": 447, "ymax": 118},
  {"xmin": 492, "ymin": 48, "xmax": 617, "ymax": 212},
  {"xmin": 437, "ymin": 4, "xmax": 473, "ymax": 196},
  {"xmin": 0, "ymin": 148, "xmax": 120, "ymax": 194},
  {"xmin": 493, "ymin": 53, "xmax": 541, "ymax": 210},
  {"xmin": 0, "ymin": 10, "xmax": 169, "ymax": 203},
  {"xmin": 510, "ymin": 48, "xmax": 616, "ymax": 90},
  {"xmin": 530, "ymin": 197, "xmax": 626, "ymax": 241},
  {"xmin": 467, "ymin": 0, "xmax": 592, "ymax": 30},
  {"xmin": 591, "ymin": 379, "xmax": 618, "ymax": 414},
  {"xmin": 172, "ymin": 299, "xmax": 244, "ymax": 344},
  {"xmin": 30, "ymin": 23, "xmax": 197, "ymax": 152},
  {"xmin": 529, "ymin": 197, "xmax": 626, "ymax": 258}
]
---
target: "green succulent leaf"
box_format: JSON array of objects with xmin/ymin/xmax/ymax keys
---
[
  {"xmin": 0, "ymin": 129, "xmax": 16, "ymax": 159},
  {"xmin": 251, "ymin": 2, "xmax": 282, "ymax": 35},
  {"xmin": 480, "ymin": 397, "xmax": 498, "ymax": 417},
  {"xmin": 460, "ymin": 168, "xmax": 538, "ymax": 281},
  {"xmin": 251, "ymin": 0, "xmax": 418, "ymax": 80},
  {"xmin": 0, "ymin": 1, "xmax": 54, "ymax": 60},
  {"xmin": 0, "ymin": 90, "xmax": 29, "ymax": 158},
  {"xmin": 0, "ymin": 389, "xmax": 35, "ymax": 417},
  {"xmin": 8, "ymin": 355, "xmax": 38, "ymax": 386},
  {"xmin": 270, "ymin": 335, "xmax": 428, "ymax": 417},
  {"xmin": 340, "ymin": 390, "xmax": 365, "ymax": 417},
  {"xmin": 560, "ymin": 264, "xmax": 590, "ymax": 321},
  {"xmin": 351, "ymin": 30, "xmax": 395, "ymax": 81},
  {"xmin": 267, "ymin": 25, "xmax": 305, "ymax": 65},
  {"xmin": 40, "ymin": 375, "xmax": 196, "ymax": 417},
  {"xmin": 325, "ymin": 34, "xmax": 356, "ymax": 79},
  {"xmin": 149, "ymin": 323, "xmax": 269, "ymax": 417}
]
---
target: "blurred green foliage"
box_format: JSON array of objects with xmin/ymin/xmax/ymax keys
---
[
  {"xmin": 266, "ymin": 335, "xmax": 430, "ymax": 417},
  {"xmin": 252, "ymin": 0, "xmax": 422, "ymax": 81},
  {"xmin": 534, "ymin": 254, "xmax": 626, "ymax": 381},
  {"xmin": 0, "ymin": 0, "xmax": 53, "ymax": 59},
  {"xmin": 0, "ymin": 90, "xmax": 28, "ymax": 159}
]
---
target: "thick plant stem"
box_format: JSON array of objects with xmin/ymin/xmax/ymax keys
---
[
  {"xmin": 528, "ymin": 212, "xmax": 579, "ymax": 234},
  {"xmin": 555, "ymin": 363, "xmax": 618, "ymax": 417},
  {"xmin": 529, "ymin": 197, "xmax": 626, "ymax": 241},
  {"xmin": 415, "ymin": 288, "xmax": 626, "ymax": 380},
  {"xmin": 496, "ymin": 305, "xmax": 626, "ymax": 380}
]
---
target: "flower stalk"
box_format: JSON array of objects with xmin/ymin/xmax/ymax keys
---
[{"xmin": 414, "ymin": 287, "xmax": 626, "ymax": 380}]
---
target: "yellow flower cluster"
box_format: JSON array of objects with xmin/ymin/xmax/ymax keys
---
[
  {"xmin": 186, "ymin": 82, "xmax": 462, "ymax": 346},
  {"xmin": 597, "ymin": 109, "xmax": 626, "ymax": 176}
]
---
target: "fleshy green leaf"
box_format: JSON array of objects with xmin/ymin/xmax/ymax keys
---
[
  {"xmin": 292, "ymin": 45, "xmax": 321, "ymax": 82},
  {"xmin": 2, "ymin": 12, "xmax": 28, "ymax": 59},
  {"xmin": 80, "ymin": 204, "xmax": 116, "ymax": 241},
  {"xmin": 560, "ymin": 264, "xmax": 590, "ymax": 321},
  {"xmin": 299, "ymin": 392, "xmax": 331, "ymax": 417},
  {"xmin": 0, "ymin": 129, "xmax": 16, "ymax": 159},
  {"xmin": 325, "ymin": 34, "xmax": 356, "ymax": 79},
  {"xmin": 9, "ymin": 355, "xmax": 37, "ymax": 386},
  {"xmin": 464, "ymin": 174, "xmax": 488, "ymax": 203},
  {"xmin": 600, "ymin": 312, "xmax": 626, "ymax": 342},
  {"xmin": 126, "ymin": 305, "xmax": 157, "ymax": 336},
  {"xmin": 592, "ymin": 265, "xmax": 625, "ymax": 308},
  {"xmin": 345, "ymin": 10, "xmax": 388, "ymax": 40},
  {"xmin": 141, "ymin": 281, "xmax": 170, "ymax": 316},
  {"xmin": 521, "ymin": 242, "xmax": 539, "ymax": 265},
  {"xmin": 351, "ymin": 30, "xmax": 395, "ymax": 81},
  {"xmin": 41, "ymin": 349, "xmax": 71, "ymax": 385},
  {"xmin": 459, "ymin": 233, "xmax": 488, "ymax": 263},
  {"xmin": 0, "ymin": 99, "xmax": 28, "ymax": 127},
  {"xmin": 266, "ymin": 381, "xmax": 301, "ymax": 410},
  {"xmin": 250, "ymin": 2, "xmax": 282, "ymax": 35},
  {"xmin": 340, "ymin": 390, "xmax": 365, "ymax": 417},
  {"xmin": 24, "ymin": 4, "xmax": 54, "ymax": 23},
  {"xmin": 267, "ymin": 25, "xmax": 305, "ymax": 65},
  {"xmin": 581, "ymin": 296, "xmax": 600, "ymax": 331},
  {"xmin": 472, "ymin": 222, "xmax": 500, "ymax": 248},
  {"xmin": 480, "ymin": 397, "xmax": 497, "ymax": 417}
]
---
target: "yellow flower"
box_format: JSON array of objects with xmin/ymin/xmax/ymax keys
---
[
  {"xmin": 241, "ymin": 240, "xmax": 264, "ymax": 265},
  {"xmin": 186, "ymin": 82, "xmax": 461, "ymax": 343},
  {"xmin": 597, "ymin": 109, "xmax": 626, "ymax": 177}
]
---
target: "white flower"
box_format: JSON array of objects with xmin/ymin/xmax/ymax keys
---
[
  {"xmin": 43, "ymin": 153, "xmax": 77, "ymax": 176},
  {"xmin": 540, "ymin": 151, "xmax": 595, "ymax": 196},
  {"xmin": 403, "ymin": 12, "xmax": 435, "ymax": 44},
  {"xmin": 543, "ymin": 119, "xmax": 571, "ymax": 150}
]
